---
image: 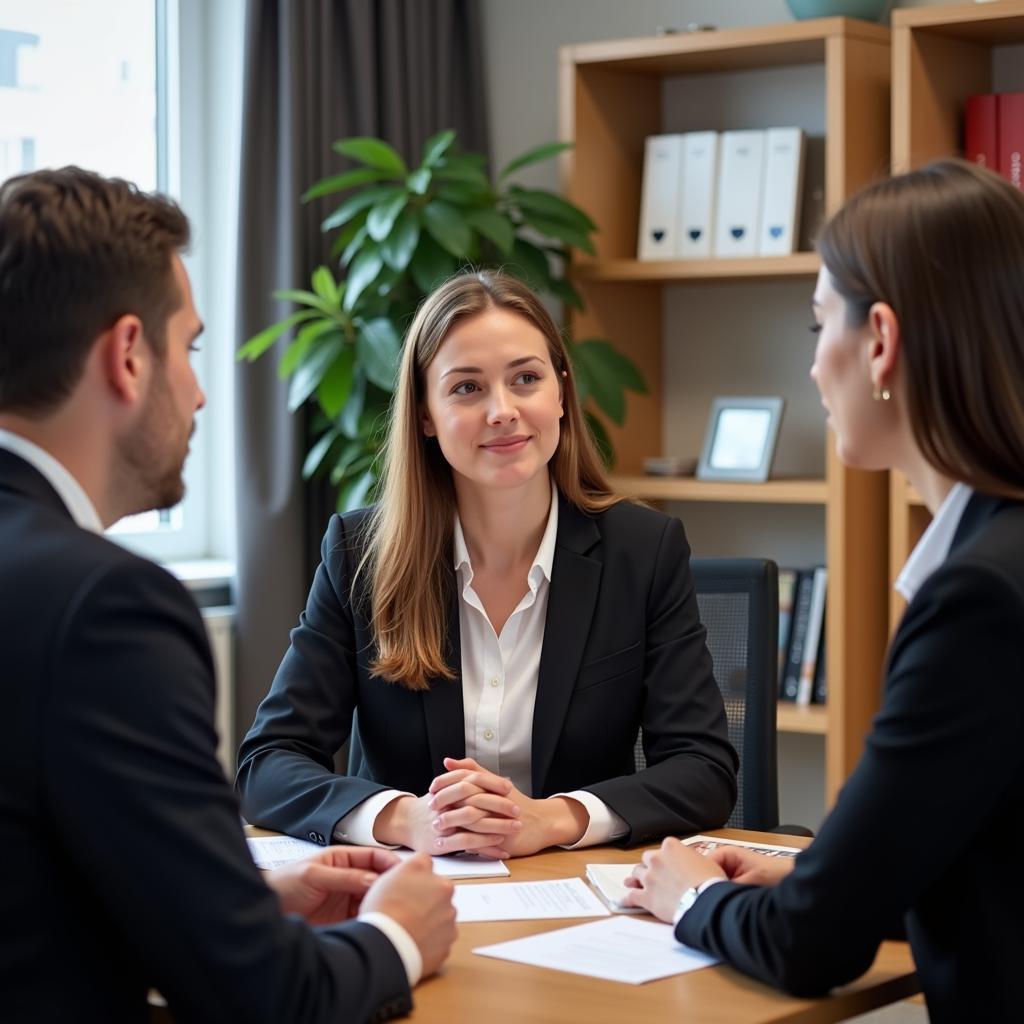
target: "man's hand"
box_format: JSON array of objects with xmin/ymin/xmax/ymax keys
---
[
  {"xmin": 623, "ymin": 837, "xmax": 726, "ymax": 921},
  {"xmin": 266, "ymin": 847, "xmax": 400, "ymax": 926},
  {"xmin": 709, "ymin": 845, "xmax": 795, "ymax": 887},
  {"xmin": 428, "ymin": 757, "xmax": 588, "ymax": 858},
  {"xmin": 361, "ymin": 854, "xmax": 457, "ymax": 978}
]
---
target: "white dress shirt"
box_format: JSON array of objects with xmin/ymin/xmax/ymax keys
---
[
  {"xmin": 335, "ymin": 481, "xmax": 628, "ymax": 849},
  {"xmin": 0, "ymin": 429, "xmax": 422, "ymax": 986},
  {"xmin": 895, "ymin": 482, "xmax": 973, "ymax": 603}
]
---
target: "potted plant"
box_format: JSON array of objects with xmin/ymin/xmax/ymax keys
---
[{"xmin": 239, "ymin": 129, "xmax": 645, "ymax": 511}]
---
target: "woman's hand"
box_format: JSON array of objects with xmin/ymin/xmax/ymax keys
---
[
  {"xmin": 708, "ymin": 845, "xmax": 795, "ymax": 887},
  {"xmin": 428, "ymin": 757, "xmax": 589, "ymax": 858},
  {"xmin": 622, "ymin": 837, "xmax": 726, "ymax": 922},
  {"xmin": 266, "ymin": 846, "xmax": 400, "ymax": 925}
]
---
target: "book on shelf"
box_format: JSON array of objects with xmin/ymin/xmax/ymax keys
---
[
  {"xmin": 779, "ymin": 568, "xmax": 814, "ymax": 701},
  {"xmin": 965, "ymin": 93, "xmax": 998, "ymax": 170},
  {"xmin": 964, "ymin": 92, "xmax": 1024, "ymax": 190},
  {"xmin": 637, "ymin": 134, "xmax": 683, "ymax": 260},
  {"xmin": 777, "ymin": 568, "xmax": 797, "ymax": 683},
  {"xmin": 796, "ymin": 566, "xmax": 827, "ymax": 707},
  {"xmin": 758, "ymin": 127, "xmax": 804, "ymax": 256},
  {"xmin": 997, "ymin": 92, "xmax": 1023, "ymax": 191},
  {"xmin": 812, "ymin": 622, "xmax": 827, "ymax": 705}
]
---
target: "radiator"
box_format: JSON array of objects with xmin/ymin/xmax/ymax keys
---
[{"xmin": 201, "ymin": 605, "xmax": 236, "ymax": 776}]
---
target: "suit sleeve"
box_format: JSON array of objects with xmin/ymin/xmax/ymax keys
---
[
  {"xmin": 675, "ymin": 560, "xmax": 1024, "ymax": 995},
  {"xmin": 44, "ymin": 558, "xmax": 410, "ymax": 1024},
  {"xmin": 583, "ymin": 515, "xmax": 738, "ymax": 842},
  {"xmin": 236, "ymin": 514, "xmax": 393, "ymax": 842}
]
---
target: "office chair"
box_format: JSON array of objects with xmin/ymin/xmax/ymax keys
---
[{"xmin": 634, "ymin": 557, "xmax": 782, "ymax": 832}]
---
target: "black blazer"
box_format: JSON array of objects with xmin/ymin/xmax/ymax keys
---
[
  {"xmin": 237, "ymin": 495, "xmax": 737, "ymax": 847},
  {"xmin": 0, "ymin": 449, "xmax": 409, "ymax": 1024},
  {"xmin": 676, "ymin": 492, "xmax": 1024, "ymax": 1022}
]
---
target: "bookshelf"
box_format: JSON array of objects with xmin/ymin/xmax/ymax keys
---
[
  {"xmin": 889, "ymin": 1, "xmax": 1024, "ymax": 629},
  {"xmin": 560, "ymin": 18, "xmax": 891, "ymax": 804}
]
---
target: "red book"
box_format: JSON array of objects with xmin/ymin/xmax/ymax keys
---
[
  {"xmin": 997, "ymin": 92, "xmax": 1024, "ymax": 191},
  {"xmin": 965, "ymin": 93, "xmax": 998, "ymax": 171}
]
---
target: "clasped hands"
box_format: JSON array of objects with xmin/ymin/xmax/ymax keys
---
[{"xmin": 374, "ymin": 756, "xmax": 589, "ymax": 858}]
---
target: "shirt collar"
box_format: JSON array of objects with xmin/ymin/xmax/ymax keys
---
[
  {"xmin": 895, "ymin": 481, "xmax": 973, "ymax": 603},
  {"xmin": 453, "ymin": 479, "xmax": 559, "ymax": 590},
  {"xmin": 0, "ymin": 429, "xmax": 104, "ymax": 533}
]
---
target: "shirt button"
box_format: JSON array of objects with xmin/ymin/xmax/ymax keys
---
[
  {"xmin": 490, "ymin": 677, "xmax": 500, "ymax": 687},
  {"xmin": 483, "ymin": 729, "xmax": 494, "ymax": 741}
]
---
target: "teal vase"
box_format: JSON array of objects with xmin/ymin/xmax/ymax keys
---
[{"xmin": 785, "ymin": 0, "xmax": 889, "ymax": 21}]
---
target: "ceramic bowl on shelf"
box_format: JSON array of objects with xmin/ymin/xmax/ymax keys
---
[{"xmin": 785, "ymin": 0, "xmax": 889, "ymax": 21}]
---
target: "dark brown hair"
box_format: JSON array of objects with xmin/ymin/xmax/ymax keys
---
[
  {"xmin": 0, "ymin": 166, "xmax": 190, "ymax": 414},
  {"xmin": 818, "ymin": 158, "xmax": 1024, "ymax": 497}
]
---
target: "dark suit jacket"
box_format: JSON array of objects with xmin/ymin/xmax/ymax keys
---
[
  {"xmin": 236, "ymin": 495, "xmax": 738, "ymax": 848},
  {"xmin": 0, "ymin": 449, "xmax": 410, "ymax": 1024},
  {"xmin": 676, "ymin": 492, "xmax": 1024, "ymax": 1022}
]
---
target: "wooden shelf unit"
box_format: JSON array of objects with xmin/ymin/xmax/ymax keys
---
[
  {"xmin": 777, "ymin": 702, "xmax": 828, "ymax": 736},
  {"xmin": 889, "ymin": 1, "xmax": 1024, "ymax": 629},
  {"xmin": 560, "ymin": 18, "xmax": 891, "ymax": 801}
]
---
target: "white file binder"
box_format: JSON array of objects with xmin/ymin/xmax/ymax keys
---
[
  {"xmin": 675, "ymin": 131, "xmax": 719, "ymax": 259},
  {"xmin": 713, "ymin": 130, "xmax": 765, "ymax": 258},
  {"xmin": 637, "ymin": 134, "xmax": 683, "ymax": 260},
  {"xmin": 758, "ymin": 127, "xmax": 805, "ymax": 255}
]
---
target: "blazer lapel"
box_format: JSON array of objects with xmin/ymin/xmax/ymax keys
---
[
  {"xmin": 421, "ymin": 576, "xmax": 466, "ymax": 773},
  {"xmin": 531, "ymin": 498, "xmax": 602, "ymax": 796}
]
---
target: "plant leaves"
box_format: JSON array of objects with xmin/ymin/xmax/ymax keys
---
[
  {"xmin": 356, "ymin": 317, "xmax": 401, "ymax": 391},
  {"xmin": 278, "ymin": 319, "xmax": 341, "ymax": 380},
  {"xmin": 406, "ymin": 167, "xmax": 431, "ymax": 195},
  {"xmin": 434, "ymin": 164, "xmax": 492, "ymax": 189},
  {"xmin": 321, "ymin": 185, "xmax": 403, "ymax": 234},
  {"xmin": 506, "ymin": 187, "xmax": 597, "ymax": 232},
  {"xmin": 336, "ymin": 465, "xmax": 377, "ymax": 512},
  {"xmin": 508, "ymin": 238, "xmax": 552, "ymax": 290},
  {"xmin": 366, "ymin": 190, "xmax": 409, "ymax": 242},
  {"xmin": 571, "ymin": 339, "xmax": 646, "ymax": 425},
  {"xmin": 311, "ymin": 265, "xmax": 341, "ymax": 305},
  {"xmin": 576, "ymin": 338, "xmax": 647, "ymax": 394},
  {"xmin": 423, "ymin": 200, "xmax": 472, "ymax": 257},
  {"xmin": 546, "ymin": 276, "xmax": 583, "ymax": 310},
  {"xmin": 332, "ymin": 136, "xmax": 407, "ymax": 175},
  {"xmin": 498, "ymin": 141, "xmax": 573, "ymax": 181},
  {"xmin": 517, "ymin": 211, "xmax": 596, "ymax": 255},
  {"xmin": 436, "ymin": 182, "xmax": 494, "ymax": 207},
  {"xmin": 342, "ymin": 249, "xmax": 384, "ymax": 312},
  {"xmin": 340, "ymin": 224, "xmax": 369, "ymax": 267},
  {"xmin": 302, "ymin": 167, "xmax": 389, "ymax": 202},
  {"xmin": 381, "ymin": 208, "xmax": 421, "ymax": 272},
  {"xmin": 302, "ymin": 427, "xmax": 342, "ymax": 479},
  {"xmin": 316, "ymin": 344, "xmax": 356, "ymax": 417},
  {"xmin": 410, "ymin": 233, "xmax": 456, "ymax": 293},
  {"xmin": 339, "ymin": 368, "xmax": 367, "ymax": 438},
  {"xmin": 466, "ymin": 208, "xmax": 514, "ymax": 254},
  {"xmin": 236, "ymin": 308, "xmax": 319, "ymax": 362},
  {"xmin": 287, "ymin": 336, "xmax": 344, "ymax": 412},
  {"xmin": 584, "ymin": 410, "xmax": 614, "ymax": 469},
  {"xmin": 421, "ymin": 129, "xmax": 456, "ymax": 168}
]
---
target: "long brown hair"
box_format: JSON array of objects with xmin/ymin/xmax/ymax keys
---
[
  {"xmin": 817, "ymin": 158, "xmax": 1024, "ymax": 498},
  {"xmin": 359, "ymin": 270, "xmax": 621, "ymax": 690}
]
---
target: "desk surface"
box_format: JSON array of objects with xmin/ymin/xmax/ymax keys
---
[{"xmin": 251, "ymin": 827, "xmax": 919, "ymax": 1024}]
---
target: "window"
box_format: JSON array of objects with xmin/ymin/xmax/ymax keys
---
[{"xmin": 0, "ymin": 0, "xmax": 242, "ymax": 567}]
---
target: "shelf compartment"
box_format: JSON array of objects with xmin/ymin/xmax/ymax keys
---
[{"xmin": 611, "ymin": 476, "xmax": 828, "ymax": 505}]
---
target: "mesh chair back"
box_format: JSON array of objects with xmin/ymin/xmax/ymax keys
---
[{"xmin": 634, "ymin": 558, "xmax": 779, "ymax": 830}]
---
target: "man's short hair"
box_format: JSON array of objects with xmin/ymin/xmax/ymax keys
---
[{"xmin": 0, "ymin": 166, "xmax": 190, "ymax": 414}]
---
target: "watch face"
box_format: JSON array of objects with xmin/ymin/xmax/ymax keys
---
[{"xmin": 673, "ymin": 886, "xmax": 700, "ymax": 925}]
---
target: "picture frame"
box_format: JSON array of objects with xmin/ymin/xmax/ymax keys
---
[{"xmin": 696, "ymin": 396, "xmax": 785, "ymax": 482}]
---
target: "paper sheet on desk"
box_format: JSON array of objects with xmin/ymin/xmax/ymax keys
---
[
  {"xmin": 245, "ymin": 836, "xmax": 509, "ymax": 878},
  {"xmin": 454, "ymin": 877, "xmax": 611, "ymax": 922},
  {"xmin": 474, "ymin": 917, "xmax": 718, "ymax": 984}
]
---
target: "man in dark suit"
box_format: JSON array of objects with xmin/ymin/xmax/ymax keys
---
[{"xmin": 0, "ymin": 166, "xmax": 455, "ymax": 1023}]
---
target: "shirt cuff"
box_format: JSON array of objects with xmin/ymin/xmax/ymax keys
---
[
  {"xmin": 332, "ymin": 790, "xmax": 412, "ymax": 848},
  {"xmin": 552, "ymin": 790, "xmax": 629, "ymax": 848},
  {"xmin": 357, "ymin": 911, "xmax": 422, "ymax": 987},
  {"xmin": 672, "ymin": 876, "xmax": 727, "ymax": 926}
]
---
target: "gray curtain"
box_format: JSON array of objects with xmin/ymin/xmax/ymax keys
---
[{"xmin": 233, "ymin": 0, "xmax": 489, "ymax": 758}]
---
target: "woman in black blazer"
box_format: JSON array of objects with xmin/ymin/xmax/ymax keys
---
[
  {"xmin": 237, "ymin": 271, "xmax": 737, "ymax": 858},
  {"xmin": 626, "ymin": 159, "xmax": 1024, "ymax": 1022}
]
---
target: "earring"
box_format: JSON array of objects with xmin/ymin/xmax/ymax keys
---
[{"xmin": 872, "ymin": 384, "xmax": 891, "ymax": 402}]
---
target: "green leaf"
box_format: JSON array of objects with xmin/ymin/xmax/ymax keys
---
[
  {"xmin": 322, "ymin": 185, "xmax": 403, "ymax": 234},
  {"xmin": 330, "ymin": 210, "xmax": 369, "ymax": 259},
  {"xmin": 236, "ymin": 309, "xmax": 319, "ymax": 362},
  {"xmin": 517, "ymin": 212, "xmax": 596, "ymax": 255},
  {"xmin": 381, "ymin": 208, "xmax": 421, "ymax": 272},
  {"xmin": 498, "ymin": 141, "xmax": 573, "ymax": 181},
  {"xmin": 547, "ymin": 276, "xmax": 583, "ymax": 310},
  {"xmin": 339, "ymin": 368, "xmax": 367, "ymax": 438},
  {"xmin": 423, "ymin": 200, "xmax": 472, "ymax": 258},
  {"xmin": 278, "ymin": 319, "xmax": 341, "ymax": 380},
  {"xmin": 406, "ymin": 167, "xmax": 431, "ymax": 195},
  {"xmin": 366, "ymin": 190, "xmax": 409, "ymax": 242},
  {"xmin": 576, "ymin": 338, "xmax": 647, "ymax": 394},
  {"xmin": 465, "ymin": 209, "xmax": 514, "ymax": 254},
  {"xmin": 421, "ymin": 129, "xmax": 456, "ymax": 167},
  {"xmin": 571, "ymin": 340, "xmax": 647, "ymax": 425},
  {"xmin": 311, "ymin": 265, "xmax": 340, "ymax": 305},
  {"xmin": 287, "ymin": 336, "xmax": 344, "ymax": 412},
  {"xmin": 434, "ymin": 164, "xmax": 491, "ymax": 189},
  {"xmin": 508, "ymin": 238, "xmax": 552, "ymax": 290},
  {"xmin": 340, "ymin": 224, "xmax": 369, "ymax": 267},
  {"xmin": 302, "ymin": 427, "xmax": 342, "ymax": 479},
  {"xmin": 506, "ymin": 187, "xmax": 596, "ymax": 232},
  {"xmin": 584, "ymin": 410, "xmax": 614, "ymax": 469},
  {"xmin": 302, "ymin": 168, "xmax": 389, "ymax": 202},
  {"xmin": 336, "ymin": 466, "xmax": 377, "ymax": 512},
  {"xmin": 436, "ymin": 182, "xmax": 494, "ymax": 207},
  {"xmin": 332, "ymin": 137, "xmax": 407, "ymax": 175},
  {"xmin": 342, "ymin": 249, "xmax": 384, "ymax": 312},
  {"xmin": 316, "ymin": 344, "xmax": 356, "ymax": 417},
  {"xmin": 356, "ymin": 317, "xmax": 401, "ymax": 391},
  {"xmin": 409, "ymin": 234, "xmax": 456, "ymax": 293},
  {"xmin": 271, "ymin": 288, "xmax": 341, "ymax": 320}
]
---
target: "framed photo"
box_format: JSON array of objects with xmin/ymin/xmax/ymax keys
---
[{"xmin": 697, "ymin": 396, "xmax": 785, "ymax": 482}]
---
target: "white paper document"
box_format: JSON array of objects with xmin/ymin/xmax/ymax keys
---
[
  {"xmin": 246, "ymin": 837, "xmax": 510, "ymax": 878},
  {"xmin": 586, "ymin": 863, "xmax": 643, "ymax": 913},
  {"xmin": 474, "ymin": 916, "xmax": 718, "ymax": 984},
  {"xmin": 453, "ymin": 877, "xmax": 611, "ymax": 922}
]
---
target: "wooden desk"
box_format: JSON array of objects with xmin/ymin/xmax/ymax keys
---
[{"xmin": 243, "ymin": 827, "xmax": 918, "ymax": 1023}]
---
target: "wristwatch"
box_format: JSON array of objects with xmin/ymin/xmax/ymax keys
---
[{"xmin": 672, "ymin": 885, "xmax": 702, "ymax": 925}]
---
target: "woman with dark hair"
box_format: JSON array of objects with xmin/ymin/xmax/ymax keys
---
[
  {"xmin": 625, "ymin": 159, "xmax": 1024, "ymax": 1021},
  {"xmin": 237, "ymin": 270, "xmax": 737, "ymax": 859}
]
